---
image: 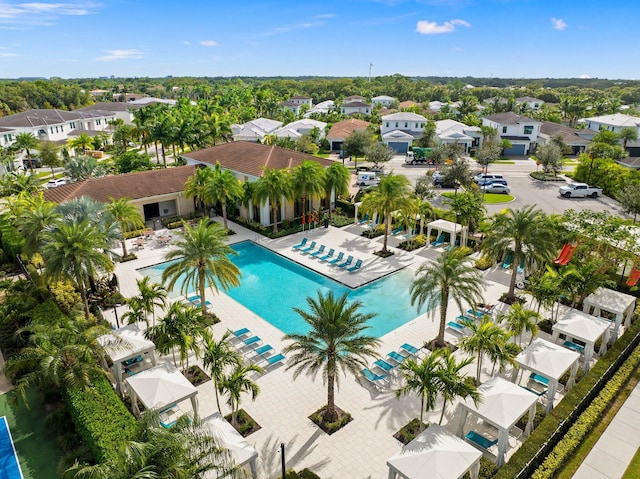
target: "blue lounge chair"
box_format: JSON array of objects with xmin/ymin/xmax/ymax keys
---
[
  {"xmin": 431, "ymin": 234, "xmax": 445, "ymax": 247},
  {"xmin": 328, "ymin": 252, "xmax": 344, "ymax": 265},
  {"xmin": 318, "ymin": 248, "xmax": 335, "ymax": 262},
  {"xmin": 253, "ymin": 344, "xmax": 273, "ymax": 356},
  {"xmin": 400, "ymin": 343, "xmax": 421, "ymax": 357},
  {"xmin": 292, "ymin": 238, "xmax": 308, "ymax": 250},
  {"xmin": 465, "ymin": 431, "xmax": 498, "ymax": 449},
  {"xmin": 347, "ymin": 259, "xmax": 363, "ymax": 272},
  {"xmin": 232, "ymin": 327, "xmax": 251, "ymax": 338},
  {"xmin": 456, "ymin": 315, "xmax": 475, "ymax": 324},
  {"xmin": 392, "ymin": 226, "xmax": 404, "ymax": 235},
  {"xmin": 466, "ymin": 309, "xmax": 484, "ymax": 318},
  {"xmin": 243, "ymin": 336, "xmax": 262, "ymax": 347},
  {"xmin": 373, "ymin": 359, "xmax": 395, "ymax": 373},
  {"xmin": 191, "ymin": 299, "xmax": 212, "ymax": 309},
  {"xmin": 530, "ymin": 372, "xmax": 549, "ymax": 386},
  {"xmin": 387, "ymin": 351, "xmax": 407, "ymax": 364},
  {"xmin": 358, "ymin": 214, "xmax": 370, "ymax": 224},
  {"xmin": 447, "ymin": 321, "xmax": 465, "ymax": 333},
  {"xmin": 361, "ymin": 368, "xmax": 387, "ymax": 386},
  {"xmin": 123, "ymin": 355, "xmax": 144, "ymax": 366},
  {"xmin": 520, "ymin": 385, "xmax": 547, "ymax": 397},
  {"xmin": 563, "ymin": 341, "xmax": 585, "ymax": 353},
  {"xmin": 187, "ymin": 293, "xmax": 200, "ymax": 302},
  {"xmin": 338, "ymin": 255, "xmax": 354, "ymax": 269},
  {"xmin": 517, "ymin": 259, "xmax": 525, "ymax": 274},
  {"xmin": 502, "ymin": 254, "xmax": 513, "ymax": 269},
  {"xmin": 309, "ymin": 245, "xmax": 326, "ymax": 258},
  {"xmin": 264, "ymin": 353, "xmax": 286, "ymax": 366},
  {"xmin": 300, "ymin": 241, "xmax": 317, "ymax": 254}
]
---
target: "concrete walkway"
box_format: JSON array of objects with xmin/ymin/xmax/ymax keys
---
[{"xmin": 573, "ymin": 381, "xmax": 640, "ymax": 479}]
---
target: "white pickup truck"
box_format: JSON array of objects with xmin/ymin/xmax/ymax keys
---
[{"xmin": 558, "ymin": 182, "xmax": 602, "ymax": 198}]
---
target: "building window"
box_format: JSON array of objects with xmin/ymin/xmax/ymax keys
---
[
  {"xmin": 70, "ymin": 122, "xmax": 76, "ymax": 129},
  {"xmin": 50, "ymin": 128, "xmax": 54, "ymax": 134},
  {"xmin": 502, "ymin": 126, "xmax": 507, "ymax": 134},
  {"xmin": 523, "ymin": 126, "xmax": 533, "ymax": 135},
  {"xmin": 404, "ymin": 122, "xmax": 408, "ymax": 128},
  {"xmin": 96, "ymin": 119, "xmax": 101, "ymax": 125},
  {"xmin": 395, "ymin": 122, "xmax": 398, "ymax": 128},
  {"xmin": 386, "ymin": 122, "xmax": 389, "ymax": 128}
]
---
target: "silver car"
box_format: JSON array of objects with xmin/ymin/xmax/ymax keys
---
[{"xmin": 481, "ymin": 183, "xmax": 511, "ymax": 194}]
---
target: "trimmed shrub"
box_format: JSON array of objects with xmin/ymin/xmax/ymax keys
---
[
  {"xmin": 31, "ymin": 299, "xmax": 68, "ymax": 325},
  {"xmin": 64, "ymin": 375, "xmax": 137, "ymax": 463},
  {"xmin": 475, "ymin": 255, "xmax": 494, "ymax": 271}
]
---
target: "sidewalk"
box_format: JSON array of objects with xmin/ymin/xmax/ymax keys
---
[{"xmin": 573, "ymin": 381, "xmax": 640, "ymax": 479}]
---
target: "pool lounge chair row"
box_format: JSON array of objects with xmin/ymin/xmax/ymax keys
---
[
  {"xmin": 292, "ymin": 239, "xmax": 364, "ymax": 272},
  {"xmin": 230, "ymin": 328, "xmax": 286, "ymax": 367},
  {"xmin": 360, "ymin": 343, "xmax": 423, "ymax": 387}
]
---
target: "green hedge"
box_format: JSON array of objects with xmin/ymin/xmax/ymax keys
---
[
  {"xmin": 30, "ymin": 299, "xmax": 67, "ymax": 325},
  {"xmin": 494, "ymin": 320, "xmax": 640, "ymax": 479},
  {"xmin": 64, "ymin": 374, "xmax": 137, "ymax": 463},
  {"xmin": 531, "ymin": 345, "xmax": 640, "ymax": 478}
]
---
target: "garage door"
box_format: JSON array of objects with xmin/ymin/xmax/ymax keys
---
[
  {"xmin": 503, "ymin": 144, "xmax": 526, "ymax": 155},
  {"xmin": 387, "ymin": 142, "xmax": 408, "ymax": 154}
]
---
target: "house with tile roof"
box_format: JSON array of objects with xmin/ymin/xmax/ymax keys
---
[
  {"xmin": 231, "ymin": 118, "xmax": 283, "ymax": 142},
  {"xmin": 280, "ymin": 95, "xmax": 313, "ymax": 116},
  {"xmin": 380, "ymin": 112, "xmax": 428, "ymax": 153},
  {"xmin": 183, "ymin": 142, "xmax": 336, "ymax": 228},
  {"xmin": 340, "ymin": 100, "xmax": 371, "ymax": 116},
  {"xmin": 578, "ymin": 113, "xmax": 640, "ymax": 155},
  {"xmin": 326, "ymin": 119, "xmax": 371, "ymax": 152},
  {"xmin": 538, "ymin": 122, "xmax": 594, "ymax": 155},
  {"xmin": 435, "ymin": 119, "xmax": 482, "ymax": 153},
  {"xmin": 482, "ymin": 112, "xmax": 541, "ymax": 155}
]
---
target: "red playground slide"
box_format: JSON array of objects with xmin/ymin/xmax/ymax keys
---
[
  {"xmin": 554, "ymin": 244, "xmax": 576, "ymax": 266},
  {"xmin": 626, "ymin": 268, "xmax": 640, "ymax": 287}
]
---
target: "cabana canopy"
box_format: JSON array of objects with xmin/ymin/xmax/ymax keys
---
[
  {"xmin": 456, "ymin": 376, "xmax": 538, "ymax": 466},
  {"xmin": 583, "ymin": 287, "xmax": 636, "ymax": 342},
  {"xmin": 552, "ymin": 309, "xmax": 611, "ymax": 373},
  {"xmin": 511, "ymin": 338, "xmax": 580, "ymax": 413},
  {"xmin": 387, "ymin": 424, "xmax": 482, "ymax": 479},
  {"xmin": 125, "ymin": 362, "xmax": 198, "ymax": 419},
  {"xmin": 426, "ymin": 219, "xmax": 468, "ymax": 247},
  {"xmin": 202, "ymin": 413, "xmax": 258, "ymax": 479},
  {"xmin": 98, "ymin": 324, "xmax": 157, "ymax": 394}
]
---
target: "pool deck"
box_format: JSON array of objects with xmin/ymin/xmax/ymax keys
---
[{"xmin": 110, "ymin": 219, "xmax": 537, "ymax": 479}]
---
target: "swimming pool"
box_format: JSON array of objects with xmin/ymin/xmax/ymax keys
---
[{"xmin": 138, "ymin": 241, "xmax": 425, "ymax": 338}]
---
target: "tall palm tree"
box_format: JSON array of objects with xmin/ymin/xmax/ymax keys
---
[
  {"xmin": 219, "ymin": 363, "xmax": 263, "ymax": 428},
  {"xmin": 204, "ymin": 162, "xmax": 244, "ymax": 230},
  {"xmin": 395, "ymin": 350, "xmax": 444, "ymax": 432},
  {"xmin": 323, "ymin": 162, "xmax": 351, "ymax": 220},
  {"xmin": 41, "ymin": 220, "xmax": 114, "ymax": 320},
  {"xmin": 437, "ymin": 348, "xmax": 479, "ymax": 425},
  {"xmin": 105, "ymin": 197, "xmax": 144, "ymax": 258},
  {"xmin": 67, "ymin": 133, "xmax": 94, "ymax": 155},
  {"xmin": 1, "ymin": 172, "xmax": 43, "ymax": 196},
  {"xmin": 360, "ymin": 172, "xmax": 416, "ymax": 253},
  {"xmin": 284, "ymin": 290, "xmax": 380, "ymax": 423},
  {"xmin": 136, "ymin": 277, "xmax": 168, "ymax": 328},
  {"xmin": 122, "ymin": 296, "xmax": 147, "ymax": 327},
  {"xmin": 411, "ymin": 249, "xmax": 485, "ymax": 348},
  {"xmin": 502, "ymin": 303, "xmax": 540, "ymax": 345},
  {"xmin": 252, "ymin": 167, "xmax": 293, "ymax": 233},
  {"xmin": 162, "ymin": 220, "xmax": 240, "ymax": 316},
  {"xmin": 619, "ymin": 127, "xmax": 638, "ymax": 150},
  {"xmin": 14, "ymin": 132, "xmax": 39, "ymax": 172},
  {"xmin": 459, "ymin": 317, "xmax": 510, "ymax": 383},
  {"xmin": 15, "ymin": 195, "xmax": 60, "ymax": 256},
  {"xmin": 291, "ymin": 160, "xmax": 325, "ymax": 221},
  {"xmin": 482, "ymin": 206, "xmax": 557, "ymax": 302},
  {"xmin": 184, "ymin": 166, "xmax": 213, "ymax": 214},
  {"xmin": 201, "ymin": 330, "xmax": 243, "ymax": 413}
]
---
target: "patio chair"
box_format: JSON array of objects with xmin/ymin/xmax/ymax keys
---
[
  {"xmin": 318, "ymin": 248, "xmax": 335, "ymax": 262},
  {"xmin": 530, "ymin": 372, "xmax": 549, "ymax": 386},
  {"xmin": 465, "ymin": 431, "xmax": 498, "ymax": 449},
  {"xmin": 373, "ymin": 358, "xmax": 395, "ymax": 373},
  {"xmin": 501, "ymin": 254, "xmax": 513, "ymax": 269},
  {"xmin": 243, "ymin": 336, "xmax": 262, "ymax": 347},
  {"xmin": 431, "ymin": 234, "xmax": 445, "ymax": 247},
  {"xmin": 563, "ymin": 341, "xmax": 585, "ymax": 353},
  {"xmin": 400, "ymin": 343, "xmax": 421, "ymax": 357},
  {"xmin": 264, "ymin": 353, "xmax": 286, "ymax": 367},
  {"xmin": 387, "ymin": 351, "xmax": 407, "ymax": 364},
  {"xmin": 447, "ymin": 321, "xmax": 466, "ymax": 334},
  {"xmin": 361, "ymin": 368, "xmax": 387, "ymax": 387},
  {"xmin": 300, "ymin": 241, "xmax": 317, "ymax": 254},
  {"xmin": 466, "ymin": 309, "xmax": 485, "ymax": 318},
  {"xmin": 253, "ymin": 344, "xmax": 273, "ymax": 356},
  {"xmin": 391, "ymin": 226, "xmax": 404, "ymax": 235},
  {"xmin": 337, "ymin": 255, "xmax": 354, "ymax": 269},
  {"xmin": 191, "ymin": 299, "xmax": 212, "ymax": 309},
  {"xmin": 358, "ymin": 214, "xmax": 370, "ymax": 224},
  {"xmin": 292, "ymin": 238, "xmax": 308, "ymax": 250},
  {"xmin": 187, "ymin": 293, "xmax": 201, "ymax": 302},
  {"xmin": 328, "ymin": 252, "xmax": 344, "ymax": 265},
  {"xmin": 347, "ymin": 259, "xmax": 363, "ymax": 273},
  {"xmin": 232, "ymin": 327, "xmax": 251, "ymax": 339},
  {"xmin": 309, "ymin": 245, "xmax": 326, "ymax": 258}
]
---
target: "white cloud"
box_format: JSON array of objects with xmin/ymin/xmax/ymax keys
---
[
  {"xmin": 0, "ymin": 2, "xmax": 95, "ymax": 24},
  {"xmin": 97, "ymin": 49, "xmax": 145, "ymax": 61},
  {"xmin": 0, "ymin": 51, "xmax": 19, "ymax": 57},
  {"xmin": 183, "ymin": 40, "xmax": 190, "ymax": 45},
  {"xmin": 416, "ymin": 18, "xmax": 470, "ymax": 34},
  {"xmin": 259, "ymin": 20, "xmax": 325, "ymax": 37},
  {"xmin": 579, "ymin": 74, "xmax": 591, "ymax": 79},
  {"xmin": 551, "ymin": 17, "xmax": 567, "ymax": 30},
  {"xmin": 200, "ymin": 40, "xmax": 218, "ymax": 47}
]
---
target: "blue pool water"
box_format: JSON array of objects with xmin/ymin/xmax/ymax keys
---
[{"xmin": 138, "ymin": 241, "xmax": 424, "ymax": 338}]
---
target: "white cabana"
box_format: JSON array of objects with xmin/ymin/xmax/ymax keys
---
[
  {"xmin": 125, "ymin": 363, "xmax": 198, "ymax": 422},
  {"xmin": 387, "ymin": 424, "xmax": 482, "ymax": 479},
  {"xmin": 552, "ymin": 309, "xmax": 611, "ymax": 373},
  {"xmin": 456, "ymin": 376, "xmax": 538, "ymax": 466},
  {"xmin": 582, "ymin": 287, "xmax": 636, "ymax": 342},
  {"xmin": 202, "ymin": 413, "xmax": 258, "ymax": 479},
  {"xmin": 426, "ymin": 219, "xmax": 468, "ymax": 247},
  {"xmin": 511, "ymin": 338, "xmax": 580, "ymax": 413},
  {"xmin": 98, "ymin": 324, "xmax": 157, "ymax": 395}
]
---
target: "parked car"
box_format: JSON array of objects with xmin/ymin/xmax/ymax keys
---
[
  {"xmin": 477, "ymin": 179, "xmax": 508, "ymax": 187},
  {"xmin": 481, "ymin": 183, "xmax": 511, "ymax": 194},
  {"xmin": 22, "ymin": 158, "xmax": 42, "ymax": 169},
  {"xmin": 356, "ymin": 172, "xmax": 380, "ymax": 187},
  {"xmin": 474, "ymin": 173, "xmax": 504, "ymax": 183},
  {"xmin": 558, "ymin": 182, "xmax": 602, "ymax": 198},
  {"xmin": 45, "ymin": 178, "xmax": 67, "ymax": 188},
  {"xmin": 432, "ymin": 171, "xmax": 457, "ymax": 188}
]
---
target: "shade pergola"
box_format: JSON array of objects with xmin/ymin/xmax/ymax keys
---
[
  {"xmin": 582, "ymin": 287, "xmax": 636, "ymax": 342},
  {"xmin": 97, "ymin": 324, "xmax": 157, "ymax": 395},
  {"xmin": 125, "ymin": 362, "xmax": 198, "ymax": 419},
  {"xmin": 510, "ymin": 338, "xmax": 580, "ymax": 413},
  {"xmin": 201, "ymin": 413, "xmax": 258, "ymax": 479},
  {"xmin": 552, "ymin": 309, "xmax": 611, "ymax": 373},
  {"xmin": 456, "ymin": 376, "xmax": 538, "ymax": 466},
  {"xmin": 387, "ymin": 424, "xmax": 482, "ymax": 479},
  {"xmin": 426, "ymin": 219, "xmax": 468, "ymax": 247}
]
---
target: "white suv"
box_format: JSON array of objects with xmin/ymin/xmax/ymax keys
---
[{"xmin": 46, "ymin": 178, "xmax": 67, "ymax": 188}]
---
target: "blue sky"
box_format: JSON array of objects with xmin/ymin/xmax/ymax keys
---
[{"xmin": 0, "ymin": 0, "xmax": 637, "ymax": 80}]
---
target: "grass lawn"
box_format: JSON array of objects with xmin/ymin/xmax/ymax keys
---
[
  {"xmin": 0, "ymin": 388, "xmax": 62, "ymax": 479},
  {"xmin": 314, "ymin": 153, "xmax": 331, "ymax": 159},
  {"xmin": 493, "ymin": 160, "xmax": 515, "ymax": 164},
  {"xmin": 483, "ymin": 193, "xmax": 514, "ymax": 204},
  {"xmin": 622, "ymin": 446, "xmax": 640, "ymax": 479}
]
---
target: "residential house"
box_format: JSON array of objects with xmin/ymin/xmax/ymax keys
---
[
  {"xmin": 538, "ymin": 122, "xmax": 593, "ymax": 155},
  {"xmin": 428, "ymin": 101, "xmax": 448, "ymax": 113},
  {"xmin": 482, "ymin": 112, "xmax": 541, "ymax": 155},
  {"xmin": 435, "ymin": 119, "xmax": 482, "ymax": 153},
  {"xmin": 77, "ymin": 98, "xmax": 176, "ymax": 125},
  {"xmin": 578, "ymin": 113, "xmax": 640, "ymax": 156},
  {"xmin": 372, "ymin": 95, "xmax": 396, "ymax": 108},
  {"xmin": 344, "ymin": 95, "xmax": 365, "ymax": 103},
  {"xmin": 304, "ymin": 100, "xmax": 335, "ymax": 118},
  {"xmin": 280, "ymin": 95, "xmax": 313, "ymax": 116},
  {"xmin": 231, "ymin": 118, "xmax": 283, "ymax": 142},
  {"xmin": 340, "ymin": 99, "xmax": 371, "ymax": 116},
  {"xmin": 326, "ymin": 119, "xmax": 371, "ymax": 152},
  {"xmin": 516, "ymin": 97, "xmax": 544, "ymax": 110},
  {"xmin": 399, "ymin": 100, "xmax": 418, "ymax": 109},
  {"xmin": 380, "ymin": 112, "xmax": 428, "ymax": 153},
  {"xmin": 273, "ymin": 119, "xmax": 327, "ymax": 140},
  {"xmin": 183, "ymin": 142, "xmax": 335, "ymax": 228},
  {"xmin": 43, "ymin": 166, "xmax": 197, "ymax": 228}
]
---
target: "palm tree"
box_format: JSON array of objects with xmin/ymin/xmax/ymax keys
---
[
  {"xmin": 219, "ymin": 363, "xmax": 263, "ymax": 428},
  {"xmin": 14, "ymin": 132, "xmax": 39, "ymax": 171},
  {"xmin": 136, "ymin": 277, "xmax": 168, "ymax": 328},
  {"xmin": 204, "ymin": 162, "xmax": 244, "ymax": 230},
  {"xmin": 15, "ymin": 195, "xmax": 60, "ymax": 256},
  {"xmin": 411, "ymin": 249, "xmax": 485, "ymax": 348},
  {"xmin": 323, "ymin": 162, "xmax": 351, "ymax": 220},
  {"xmin": 201, "ymin": 330, "xmax": 243, "ymax": 413},
  {"xmin": 395, "ymin": 350, "xmax": 444, "ymax": 432},
  {"xmin": 105, "ymin": 197, "xmax": 144, "ymax": 258},
  {"xmin": 283, "ymin": 290, "xmax": 380, "ymax": 423},
  {"xmin": 437, "ymin": 348, "xmax": 479, "ymax": 425},
  {"xmin": 252, "ymin": 167, "xmax": 293, "ymax": 233},
  {"xmin": 162, "ymin": 220, "xmax": 240, "ymax": 316},
  {"xmin": 38, "ymin": 140, "xmax": 61, "ymax": 176},
  {"xmin": 619, "ymin": 127, "xmax": 638, "ymax": 151},
  {"xmin": 291, "ymin": 160, "xmax": 325, "ymax": 221},
  {"xmin": 41, "ymin": 220, "xmax": 114, "ymax": 320},
  {"xmin": 459, "ymin": 317, "xmax": 510, "ymax": 383},
  {"xmin": 67, "ymin": 133, "xmax": 94, "ymax": 155},
  {"xmin": 184, "ymin": 166, "xmax": 213, "ymax": 214},
  {"xmin": 502, "ymin": 303, "xmax": 540, "ymax": 345},
  {"xmin": 360, "ymin": 172, "xmax": 416, "ymax": 253},
  {"xmin": 122, "ymin": 296, "xmax": 147, "ymax": 327},
  {"xmin": 482, "ymin": 206, "xmax": 557, "ymax": 302},
  {"xmin": 1, "ymin": 172, "xmax": 43, "ymax": 196}
]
